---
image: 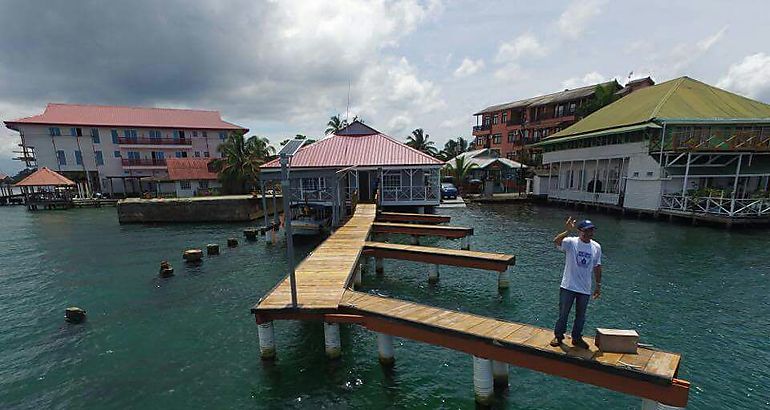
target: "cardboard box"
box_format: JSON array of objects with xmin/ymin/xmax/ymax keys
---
[{"xmin": 595, "ymin": 328, "xmax": 639, "ymax": 353}]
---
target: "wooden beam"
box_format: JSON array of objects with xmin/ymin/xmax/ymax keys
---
[
  {"xmin": 343, "ymin": 312, "xmax": 690, "ymax": 407},
  {"xmin": 372, "ymin": 222, "xmax": 473, "ymax": 238},
  {"xmin": 377, "ymin": 211, "xmax": 450, "ymax": 224},
  {"xmin": 362, "ymin": 242, "xmax": 514, "ymax": 272}
]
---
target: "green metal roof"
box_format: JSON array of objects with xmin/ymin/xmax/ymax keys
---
[
  {"xmin": 545, "ymin": 76, "xmax": 770, "ymax": 141},
  {"xmin": 533, "ymin": 122, "xmax": 660, "ymax": 147}
]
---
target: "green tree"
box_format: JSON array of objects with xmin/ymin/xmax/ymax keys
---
[
  {"xmin": 406, "ymin": 128, "xmax": 438, "ymax": 156},
  {"xmin": 577, "ymin": 83, "xmax": 619, "ymax": 118},
  {"xmin": 325, "ymin": 115, "xmax": 347, "ymax": 135},
  {"xmin": 444, "ymin": 155, "xmax": 478, "ymax": 189},
  {"xmin": 439, "ymin": 137, "xmax": 471, "ymax": 160},
  {"xmin": 280, "ymin": 134, "xmax": 317, "ymax": 147},
  {"xmin": 211, "ymin": 131, "xmax": 275, "ymax": 194}
]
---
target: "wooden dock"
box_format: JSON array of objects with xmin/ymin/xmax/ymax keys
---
[
  {"xmin": 251, "ymin": 204, "xmax": 690, "ymax": 408},
  {"xmin": 376, "ymin": 211, "xmax": 450, "ymax": 224},
  {"xmin": 371, "ymin": 222, "xmax": 473, "ymax": 238}
]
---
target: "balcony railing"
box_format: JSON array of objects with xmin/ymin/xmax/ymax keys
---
[
  {"xmin": 121, "ymin": 158, "xmax": 167, "ymax": 167},
  {"xmin": 473, "ymin": 124, "xmax": 491, "ymax": 132},
  {"xmin": 660, "ymin": 194, "xmax": 770, "ymax": 218},
  {"xmin": 117, "ymin": 137, "xmax": 192, "ymax": 145}
]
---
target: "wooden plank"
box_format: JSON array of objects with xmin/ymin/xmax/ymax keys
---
[
  {"xmin": 363, "ymin": 242, "xmax": 515, "ymax": 272},
  {"xmin": 643, "ymin": 351, "xmax": 681, "ymax": 380},
  {"xmin": 377, "ymin": 211, "xmax": 450, "ymax": 224},
  {"xmin": 371, "ymin": 222, "xmax": 472, "ymax": 238}
]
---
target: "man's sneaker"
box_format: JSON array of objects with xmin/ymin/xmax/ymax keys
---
[
  {"xmin": 549, "ymin": 337, "xmax": 563, "ymax": 347},
  {"xmin": 572, "ymin": 337, "xmax": 590, "ymax": 349}
]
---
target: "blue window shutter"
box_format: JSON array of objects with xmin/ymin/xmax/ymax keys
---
[
  {"xmin": 114, "ymin": 151, "xmax": 121, "ymax": 158},
  {"xmin": 173, "ymin": 130, "xmax": 179, "ymax": 140},
  {"xmin": 75, "ymin": 150, "xmax": 83, "ymax": 165},
  {"xmin": 57, "ymin": 150, "xmax": 66, "ymax": 165},
  {"xmin": 95, "ymin": 151, "xmax": 104, "ymax": 165},
  {"xmin": 157, "ymin": 151, "xmax": 164, "ymax": 159},
  {"xmin": 71, "ymin": 128, "xmax": 77, "ymax": 136},
  {"xmin": 175, "ymin": 151, "xmax": 181, "ymax": 158},
  {"xmin": 111, "ymin": 130, "xmax": 118, "ymax": 143}
]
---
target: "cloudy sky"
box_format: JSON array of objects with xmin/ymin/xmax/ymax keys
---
[{"xmin": 1, "ymin": 0, "xmax": 769, "ymax": 174}]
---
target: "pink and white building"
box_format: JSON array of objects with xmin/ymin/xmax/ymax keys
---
[{"xmin": 4, "ymin": 103, "xmax": 246, "ymax": 196}]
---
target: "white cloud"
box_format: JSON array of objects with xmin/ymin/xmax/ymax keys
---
[
  {"xmin": 668, "ymin": 26, "xmax": 728, "ymax": 73},
  {"xmin": 562, "ymin": 71, "xmax": 607, "ymax": 89},
  {"xmin": 493, "ymin": 63, "xmax": 527, "ymax": 82},
  {"xmin": 717, "ymin": 53, "xmax": 770, "ymax": 102},
  {"xmin": 557, "ymin": 0, "xmax": 607, "ymax": 39},
  {"xmin": 453, "ymin": 58, "xmax": 484, "ymax": 78},
  {"xmin": 495, "ymin": 33, "xmax": 546, "ymax": 63}
]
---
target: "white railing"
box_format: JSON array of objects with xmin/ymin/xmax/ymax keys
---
[
  {"xmin": 290, "ymin": 188, "xmax": 333, "ymax": 202},
  {"xmin": 660, "ymin": 194, "xmax": 770, "ymax": 217},
  {"xmin": 381, "ymin": 186, "xmax": 438, "ymax": 203}
]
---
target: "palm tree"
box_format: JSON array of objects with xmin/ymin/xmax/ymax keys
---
[
  {"xmin": 444, "ymin": 155, "xmax": 478, "ymax": 191},
  {"xmin": 212, "ymin": 131, "xmax": 275, "ymax": 194},
  {"xmin": 325, "ymin": 115, "xmax": 347, "ymax": 135},
  {"xmin": 439, "ymin": 137, "xmax": 471, "ymax": 160},
  {"xmin": 406, "ymin": 128, "xmax": 438, "ymax": 156}
]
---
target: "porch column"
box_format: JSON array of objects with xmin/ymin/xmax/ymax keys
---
[
  {"xmin": 260, "ymin": 179, "xmax": 269, "ymax": 228},
  {"xmin": 604, "ymin": 159, "xmax": 611, "ymax": 193},
  {"xmin": 680, "ymin": 152, "xmax": 691, "ymax": 210},
  {"xmin": 729, "ymin": 154, "xmax": 743, "ymax": 216},
  {"xmin": 581, "ymin": 160, "xmax": 586, "ymax": 192}
]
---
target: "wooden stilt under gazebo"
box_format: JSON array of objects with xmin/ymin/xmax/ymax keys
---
[{"xmin": 14, "ymin": 167, "xmax": 77, "ymax": 210}]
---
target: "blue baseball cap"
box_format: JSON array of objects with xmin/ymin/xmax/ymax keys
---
[{"xmin": 577, "ymin": 219, "xmax": 596, "ymax": 230}]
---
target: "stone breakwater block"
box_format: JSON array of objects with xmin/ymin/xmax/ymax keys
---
[
  {"xmin": 227, "ymin": 238, "xmax": 238, "ymax": 247},
  {"xmin": 595, "ymin": 328, "xmax": 639, "ymax": 353},
  {"xmin": 159, "ymin": 261, "xmax": 174, "ymax": 277},
  {"xmin": 206, "ymin": 244, "xmax": 220, "ymax": 255},
  {"xmin": 183, "ymin": 249, "xmax": 203, "ymax": 262},
  {"xmin": 65, "ymin": 307, "xmax": 86, "ymax": 323},
  {"xmin": 244, "ymin": 228, "xmax": 258, "ymax": 240}
]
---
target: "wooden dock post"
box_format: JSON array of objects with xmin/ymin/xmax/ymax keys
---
[
  {"xmin": 376, "ymin": 333, "xmax": 395, "ymax": 366},
  {"xmin": 473, "ymin": 356, "xmax": 494, "ymax": 405},
  {"xmin": 375, "ymin": 257, "xmax": 384, "ymax": 276},
  {"xmin": 492, "ymin": 361, "xmax": 509, "ymax": 388},
  {"xmin": 206, "ymin": 244, "xmax": 220, "ymax": 255},
  {"xmin": 642, "ymin": 399, "xmax": 685, "ymax": 410},
  {"xmin": 353, "ymin": 264, "xmax": 362, "ymax": 288},
  {"xmin": 324, "ymin": 322, "xmax": 342, "ymax": 359},
  {"xmin": 428, "ymin": 264, "xmax": 439, "ymax": 284},
  {"xmin": 257, "ymin": 322, "xmax": 276, "ymax": 360}
]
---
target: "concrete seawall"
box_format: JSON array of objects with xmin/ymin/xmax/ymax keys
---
[{"xmin": 117, "ymin": 194, "xmax": 282, "ymax": 223}]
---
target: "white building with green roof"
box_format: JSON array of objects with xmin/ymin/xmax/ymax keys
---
[{"xmin": 533, "ymin": 76, "xmax": 770, "ymax": 222}]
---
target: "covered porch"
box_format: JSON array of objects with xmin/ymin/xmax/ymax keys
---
[{"xmin": 544, "ymin": 158, "xmax": 629, "ymax": 206}]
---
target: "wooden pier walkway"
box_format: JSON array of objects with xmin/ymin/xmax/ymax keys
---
[
  {"xmin": 376, "ymin": 211, "xmax": 450, "ymax": 224},
  {"xmin": 251, "ymin": 204, "xmax": 690, "ymax": 407},
  {"xmin": 372, "ymin": 222, "xmax": 473, "ymax": 238}
]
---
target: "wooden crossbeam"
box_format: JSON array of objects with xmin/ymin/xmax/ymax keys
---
[
  {"xmin": 376, "ymin": 211, "xmax": 450, "ymax": 224},
  {"xmin": 372, "ymin": 222, "xmax": 472, "ymax": 238},
  {"xmin": 363, "ymin": 241, "xmax": 514, "ymax": 272}
]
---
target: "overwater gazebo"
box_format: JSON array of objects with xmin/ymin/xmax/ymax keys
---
[{"xmin": 14, "ymin": 167, "xmax": 77, "ymax": 210}]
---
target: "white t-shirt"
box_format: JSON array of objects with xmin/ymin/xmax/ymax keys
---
[{"xmin": 558, "ymin": 236, "xmax": 602, "ymax": 295}]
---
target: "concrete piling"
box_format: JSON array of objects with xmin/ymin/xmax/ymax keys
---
[
  {"xmin": 461, "ymin": 236, "xmax": 471, "ymax": 250},
  {"xmin": 375, "ymin": 257, "xmax": 384, "ymax": 276},
  {"xmin": 498, "ymin": 269, "xmax": 510, "ymax": 289},
  {"xmin": 641, "ymin": 399, "xmax": 685, "ymax": 410},
  {"xmin": 183, "ymin": 249, "xmax": 203, "ymax": 262},
  {"xmin": 492, "ymin": 360, "xmax": 509, "ymax": 388},
  {"xmin": 206, "ymin": 244, "xmax": 220, "ymax": 255},
  {"xmin": 473, "ymin": 356, "xmax": 494, "ymax": 405},
  {"xmin": 257, "ymin": 322, "xmax": 276, "ymax": 360},
  {"xmin": 65, "ymin": 307, "xmax": 87, "ymax": 323},
  {"xmin": 353, "ymin": 264, "xmax": 362, "ymax": 288},
  {"xmin": 324, "ymin": 322, "xmax": 341, "ymax": 359},
  {"xmin": 159, "ymin": 261, "xmax": 174, "ymax": 277},
  {"xmin": 244, "ymin": 228, "xmax": 258, "ymax": 240},
  {"xmin": 428, "ymin": 264, "xmax": 439, "ymax": 284},
  {"xmin": 377, "ymin": 333, "xmax": 395, "ymax": 366},
  {"xmin": 227, "ymin": 238, "xmax": 238, "ymax": 247}
]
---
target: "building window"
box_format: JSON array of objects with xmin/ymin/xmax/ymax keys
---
[
  {"xmin": 301, "ymin": 177, "xmax": 319, "ymax": 190},
  {"xmin": 219, "ymin": 131, "xmax": 227, "ymax": 140},
  {"xmin": 204, "ymin": 151, "xmax": 210, "ymax": 158},
  {"xmin": 193, "ymin": 131, "xmax": 198, "ymax": 138},
  {"xmin": 555, "ymin": 105, "xmax": 565, "ymax": 117},
  {"xmin": 75, "ymin": 150, "xmax": 83, "ymax": 165},
  {"xmin": 127, "ymin": 151, "xmax": 140, "ymax": 160},
  {"xmin": 123, "ymin": 129, "xmax": 137, "ymax": 140},
  {"xmin": 71, "ymin": 127, "xmax": 83, "ymax": 137},
  {"xmin": 57, "ymin": 150, "xmax": 66, "ymax": 165},
  {"xmin": 111, "ymin": 129, "xmax": 119, "ymax": 144},
  {"xmin": 492, "ymin": 114, "xmax": 499, "ymax": 125},
  {"xmin": 199, "ymin": 180, "xmax": 209, "ymax": 189},
  {"xmin": 383, "ymin": 173, "xmax": 401, "ymax": 188},
  {"xmin": 149, "ymin": 130, "xmax": 162, "ymax": 140},
  {"xmin": 114, "ymin": 151, "xmax": 121, "ymax": 158},
  {"xmin": 90, "ymin": 128, "xmax": 100, "ymax": 143},
  {"xmin": 49, "ymin": 127, "xmax": 61, "ymax": 136},
  {"xmin": 194, "ymin": 151, "xmax": 201, "ymax": 157},
  {"xmin": 542, "ymin": 128, "xmax": 549, "ymax": 138},
  {"xmin": 502, "ymin": 112, "xmax": 508, "ymax": 123},
  {"xmin": 483, "ymin": 116, "xmax": 491, "ymax": 125},
  {"xmin": 569, "ymin": 102, "xmax": 577, "ymax": 114},
  {"xmin": 507, "ymin": 131, "xmax": 516, "ymax": 143},
  {"xmin": 492, "ymin": 134, "xmax": 501, "ymax": 144},
  {"xmin": 203, "ymin": 131, "xmax": 208, "ymax": 138},
  {"xmin": 180, "ymin": 180, "xmax": 191, "ymax": 190},
  {"xmin": 95, "ymin": 151, "xmax": 104, "ymax": 165}
]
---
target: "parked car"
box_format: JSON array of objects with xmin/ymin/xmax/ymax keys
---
[{"xmin": 441, "ymin": 183, "xmax": 458, "ymax": 199}]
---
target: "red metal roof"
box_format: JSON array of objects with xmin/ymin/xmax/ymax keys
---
[
  {"xmin": 14, "ymin": 167, "xmax": 76, "ymax": 187},
  {"xmin": 165, "ymin": 158, "xmax": 219, "ymax": 181},
  {"xmin": 262, "ymin": 123, "xmax": 443, "ymax": 169},
  {"xmin": 4, "ymin": 103, "xmax": 246, "ymax": 131}
]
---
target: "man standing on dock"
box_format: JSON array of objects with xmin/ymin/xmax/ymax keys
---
[{"xmin": 550, "ymin": 217, "xmax": 602, "ymax": 349}]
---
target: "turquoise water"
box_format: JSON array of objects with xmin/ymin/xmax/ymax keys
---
[{"xmin": 0, "ymin": 204, "xmax": 768, "ymax": 409}]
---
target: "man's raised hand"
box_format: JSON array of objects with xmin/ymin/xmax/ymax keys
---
[{"xmin": 564, "ymin": 216, "xmax": 576, "ymax": 232}]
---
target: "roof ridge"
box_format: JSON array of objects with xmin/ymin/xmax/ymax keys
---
[
  {"xmin": 47, "ymin": 102, "xmax": 221, "ymax": 114},
  {"xmin": 650, "ymin": 77, "xmax": 686, "ymax": 119}
]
